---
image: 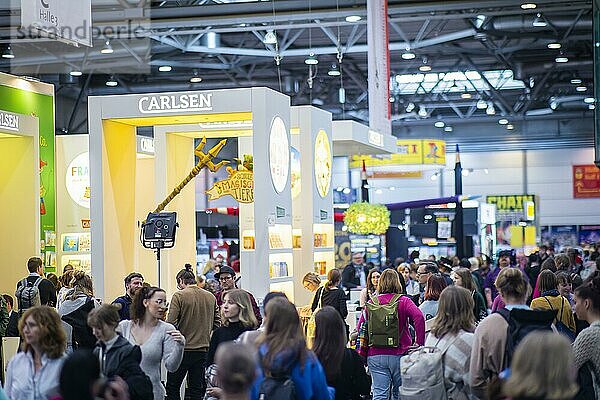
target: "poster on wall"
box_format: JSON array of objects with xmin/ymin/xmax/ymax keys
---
[
  {"xmin": 486, "ymin": 194, "xmax": 536, "ymax": 246},
  {"xmin": 334, "ymin": 221, "xmax": 351, "ymax": 269},
  {"xmin": 579, "ymin": 225, "xmax": 600, "ymax": 244},
  {"xmin": 573, "ymin": 165, "xmax": 600, "ymax": 198},
  {"xmin": 551, "ymin": 225, "xmax": 579, "ymax": 249}
]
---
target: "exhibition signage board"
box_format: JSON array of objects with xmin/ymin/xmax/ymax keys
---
[
  {"xmin": 0, "ymin": 110, "xmax": 19, "ymax": 131},
  {"xmin": 349, "ymin": 139, "xmax": 446, "ymax": 168},
  {"xmin": 573, "ymin": 164, "xmax": 600, "ymax": 198},
  {"xmin": 367, "ymin": 0, "xmax": 391, "ymax": 136},
  {"xmin": 99, "ymin": 89, "xmax": 253, "ymax": 120},
  {"xmin": 206, "ymin": 170, "xmax": 254, "ymax": 203},
  {"xmin": 0, "ymin": 73, "xmax": 56, "ymax": 262},
  {"xmin": 485, "ymin": 194, "xmax": 535, "ymax": 221},
  {"xmin": 21, "ymin": 0, "xmax": 92, "ymax": 47}
]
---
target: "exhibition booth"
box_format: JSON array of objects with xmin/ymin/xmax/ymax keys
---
[
  {"xmin": 89, "ymin": 88, "xmax": 295, "ymax": 302},
  {"xmin": 0, "ymin": 111, "xmax": 40, "ymax": 296}
]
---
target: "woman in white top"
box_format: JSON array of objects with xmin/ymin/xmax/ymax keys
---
[
  {"xmin": 359, "ymin": 269, "xmax": 381, "ymax": 308},
  {"xmin": 424, "ymin": 286, "xmax": 475, "ymax": 400},
  {"xmin": 118, "ymin": 286, "xmax": 185, "ymax": 400},
  {"xmin": 5, "ymin": 306, "xmax": 67, "ymax": 400},
  {"xmin": 399, "ymin": 263, "xmax": 420, "ymax": 297}
]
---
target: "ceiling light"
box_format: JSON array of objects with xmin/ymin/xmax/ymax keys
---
[
  {"xmin": 402, "ymin": 51, "xmax": 416, "ymax": 60},
  {"xmin": 532, "ymin": 13, "xmax": 547, "ymax": 27},
  {"xmin": 345, "ymin": 15, "xmax": 362, "ymax": 23},
  {"xmin": 389, "ymin": 186, "xmax": 396, "ymax": 191},
  {"xmin": 589, "ymin": 104, "xmax": 596, "ymax": 110},
  {"xmin": 475, "ymin": 14, "xmax": 486, "ymax": 28},
  {"xmin": 498, "ymin": 118, "xmax": 509, "ymax": 125},
  {"xmin": 476, "ymin": 99, "xmax": 488, "ymax": 109},
  {"xmin": 263, "ymin": 30, "xmax": 277, "ymax": 45},
  {"xmin": 105, "ymin": 76, "xmax": 118, "ymax": 87},
  {"xmin": 69, "ymin": 70, "xmax": 82, "ymax": 77},
  {"xmin": 584, "ymin": 97, "xmax": 595, "ymax": 104},
  {"xmin": 190, "ymin": 76, "xmax": 202, "ymax": 83},
  {"xmin": 571, "ymin": 78, "xmax": 582, "ymax": 84},
  {"xmin": 430, "ymin": 173, "xmax": 439, "ymax": 181},
  {"xmin": 555, "ymin": 55, "xmax": 569, "ymax": 63},
  {"xmin": 328, "ymin": 64, "xmax": 341, "ymax": 76},
  {"xmin": 101, "ymin": 40, "xmax": 113, "ymax": 54},
  {"xmin": 304, "ymin": 53, "xmax": 318, "ymax": 65},
  {"xmin": 444, "ymin": 126, "xmax": 454, "ymax": 132},
  {"xmin": 548, "ymin": 42, "xmax": 561, "ymax": 49},
  {"xmin": 434, "ymin": 121, "xmax": 445, "ymax": 128},
  {"xmin": 461, "ymin": 91, "xmax": 472, "ymax": 99},
  {"xmin": 405, "ymin": 102, "xmax": 415, "ymax": 113},
  {"xmin": 521, "ymin": 3, "xmax": 537, "ymax": 9},
  {"xmin": 389, "ymin": 97, "xmax": 395, "ymax": 103},
  {"xmin": 158, "ymin": 65, "xmax": 172, "ymax": 72},
  {"xmin": 486, "ymin": 103, "xmax": 496, "ymax": 115},
  {"xmin": 506, "ymin": 124, "xmax": 515, "ymax": 130},
  {"xmin": 418, "ymin": 105, "xmax": 428, "ymax": 117},
  {"xmin": 339, "ymin": 87, "xmax": 346, "ymax": 104},
  {"xmin": 419, "ymin": 65, "xmax": 431, "ymax": 72},
  {"xmin": 576, "ymin": 86, "xmax": 587, "ymax": 92},
  {"xmin": 2, "ymin": 45, "xmax": 14, "ymax": 59}
]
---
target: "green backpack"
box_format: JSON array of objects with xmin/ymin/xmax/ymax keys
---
[{"xmin": 366, "ymin": 294, "xmax": 403, "ymax": 348}]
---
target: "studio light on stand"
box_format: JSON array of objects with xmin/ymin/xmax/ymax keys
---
[{"xmin": 141, "ymin": 212, "xmax": 179, "ymax": 287}]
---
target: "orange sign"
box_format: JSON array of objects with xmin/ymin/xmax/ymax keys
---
[
  {"xmin": 573, "ymin": 165, "xmax": 600, "ymax": 198},
  {"xmin": 367, "ymin": 171, "xmax": 423, "ymax": 179}
]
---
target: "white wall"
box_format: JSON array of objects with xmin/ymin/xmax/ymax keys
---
[{"xmin": 335, "ymin": 147, "xmax": 600, "ymax": 226}]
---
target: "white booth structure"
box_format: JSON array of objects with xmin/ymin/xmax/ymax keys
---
[
  {"xmin": 0, "ymin": 111, "xmax": 40, "ymax": 295},
  {"xmin": 89, "ymin": 88, "xmax": 294, "ymax": 302},
  {"xmin": 290, "ymin": 106, "xmax": 334, "ymax": 305}
]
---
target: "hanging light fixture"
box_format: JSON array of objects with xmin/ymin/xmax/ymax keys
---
[
  {"xmin": 263, "ymin": 30, "xmax": 277, "ymax": 45},
  {"xmin": 434, "ymin": 120, "xmax": 445, "ymax": 128},
  {"xmin": 418, "ymin": 105, "xmax": 428, "ymax": 117},
  {"xmin": 2, "ymin": 45, "xmax": 15, "ymax": 59},
  {"xmin": 444, "ymin": 126, "xmax": 454, "ymax": 132},
  {"xmin": 476, "ymin": 99, "xmax": 488, "ymax": 109},
  {"xmin": 571, "ymin": 78, "xmax": 582, "ymax": 84},
  {"xmin": 69, "ymin": 70, "xmax": 83, "ymax": 77},
  {"xmin": 486, "ymin": 102, "xmax": 496, "ymax": 115},
  {"xmin": 521, "ymin": 3, "xmax": 537, "ymax": 9},
  {"xmin": 461, "ymin": 90, "xmax": 472, "ymax": 99},
  {"xmin": 305, "ymin": 53, "xmax": 318, "ymax": 65},
  {"xmin": 101, "ymin": 40, "xmax": 114, "ymax": 54},
  {"xmin": 555, "ymin": 53, "xmax": 569, "ymax": 63},
  {"xmin": 105, "ymin": 76, "xmax": 118, "ymax": 86},
  {"xmin": 345, "ymin": 15, "xmax": 362, "ymax": 23},
  {"xmin": 328, "ymin": 64, "xmax": 341, "ymax": 76},
  {"xmin": 158, "ymin": 65, "xmax": 172, "ymax": 72},
  {"xmin": 402, "ymin": 50, "xmax": 416, "ymax": 60},
  {"xmin": 498, "ymin": 118, "xmax": 509, "ymax": 125},
  {"xmin": 190, "ymin": 70, "xmax": 202, "ymax": 83},
  {"xmin": 547, "ymin": 42, "xmax": 561, "ymax": 49},
  {"xmin": 532, "ymin": 13, "xmax": 547, "ymax": 27},
  {"xmin": 338, "ymin": 87, "xmax": 346, "ymax": 104}
]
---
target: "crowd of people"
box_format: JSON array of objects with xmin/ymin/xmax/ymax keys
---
[{"xmin": 0, "ymin": 246, "xmax": 599, "ymax": 400}]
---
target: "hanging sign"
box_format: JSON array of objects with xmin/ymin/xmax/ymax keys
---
[
  {"xmin": 0, "ymin": 111, "xmax": 19, "ymax": 131},
  {"xmin": 367, "ymin": 0, "xmax": 391, "ymax": 135},
  {"xmin": 21, "ymin": 0, "xmax": 92, "ymax": 47},
  {"xmin": 206, "ymin": 170, "xmax": 254, "ymax": 203},
  {"xmin": 349, "ymin": 139, "xmax": 446, "ymax": 168},
  {"xmin": 573, "ymin": 165, "xmax": 600, "ymax": 198}
]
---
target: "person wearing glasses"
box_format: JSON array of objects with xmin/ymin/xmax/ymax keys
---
[
  {"xmin": 214, "ymin": 265, "xmax": 262, "ymax": 325},
  {"xmin": 416, "ymin": 262, "xmax": 439, "ymax": 303},
  {"xmin": 165, "ymin": 265, "xmax": 221, "ymax": 400},
  {"xmin": 117, "ymin": 287, "xmax": 185, "ymax": 400}
]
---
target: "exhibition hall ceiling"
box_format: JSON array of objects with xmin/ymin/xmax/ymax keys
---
[{"xmin": 0, "ymin": 0, "xmax": 593, "ymax": 150}]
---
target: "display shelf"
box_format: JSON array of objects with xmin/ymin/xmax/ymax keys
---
[
  {"xmin": 314, "ymin": 247, "xmax": 334, "ymax": 252},
  {"xmin": 270, "ymin": 276, "xmax": 294, "ymax": 284},
  {"xmin": 268, "ymin": 224, "xmax": 292, "ymax": 249}
]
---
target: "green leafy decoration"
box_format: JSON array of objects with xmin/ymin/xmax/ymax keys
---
[{"xmin": 344, "ymin": 202, "xmax": 390, "ymax": 235}]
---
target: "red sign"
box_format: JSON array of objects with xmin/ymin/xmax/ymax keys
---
[{"xmin": 573, "ymin": 165, "xmax": 600, "ymax": 198}]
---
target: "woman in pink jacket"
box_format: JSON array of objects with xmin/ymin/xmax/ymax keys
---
[{"xmin": 357, "ymin": 269, "xmax": 425, "ymax": 400}]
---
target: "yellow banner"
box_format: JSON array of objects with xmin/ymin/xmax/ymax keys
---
[
  {"xmin": 206, "ymin": 170, "xmax": 254, "ymax": 203},
  {"xmin": 349, "ymin": 139, "xmax": 446, "ymax": 168}
]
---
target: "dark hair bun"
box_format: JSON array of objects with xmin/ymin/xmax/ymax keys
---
[{"xmin": 184, "ymin": 263, "xmax": 193, "ymax": 272}]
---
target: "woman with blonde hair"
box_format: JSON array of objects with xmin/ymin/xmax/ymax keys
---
[
  {"xmin": 58, "ymin": 270, "xmax": 99, "ymax": 349},
  {"xmin": 425, "ymin": 286, "xmax": 475, "ymax": 399},
  {"xmin": 503, "ymin": 332, "xmax": 578, "ymax": 400},
  {"xmin": 357, "ymin": 269, "xmax": 425, "ymax": 400},
  {"xmin": 56, "ymin": 269, "xmax": 75, "ymax": 309},
  {"xmin": 5, "ymin": 306, "xmax": 67, "ymax": 400},
  {"xmin": 207, "ymin": 289, "xmax": 258, "ymax": 366},
  {"xmin": 302, "ymin": 272, "xmax": 321, "ymax": 293}
]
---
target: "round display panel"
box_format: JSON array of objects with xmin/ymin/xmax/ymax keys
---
[
  {"xmin": 314, "ymin": 130, "xmax": 332, "ymax": 198},
  {"xmin": 269, "ymin": 116, "xmax": 290, "ymax": 193}
]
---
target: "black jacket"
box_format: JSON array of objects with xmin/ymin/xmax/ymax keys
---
[
  {"xmin": 341, "ymin": 264, "xmax": 367, "ymax": 290},
  {"xmin": 16, "ymin": 274, "xmax": 57, "ymax": 308},
  {"xmin": 94, "ymin": 335, "xmax": 153, "ymax": 400},
  {"xmin": 6, "ymin": 311, "xmax": 19, "ymax": 337},
  {"xmin": 328, "ymin": 348, "xmax": 371, "ymax": 400},
  {"xmin": 311, "ymin": 286, "xmax": 348, "ymax": 319}
]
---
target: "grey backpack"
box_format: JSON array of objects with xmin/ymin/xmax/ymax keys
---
[{"xmin": 15, "ymin": 277, "xmax": 42, "ymax": 316}]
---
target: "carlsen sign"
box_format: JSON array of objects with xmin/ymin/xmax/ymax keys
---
[
  {"xmin": 138, "ymin": 93, "xmax": 213, "ymax": 114},
  {"xmin": 0, "ymin": 111, "xmax": 19, "ymax": 132}
]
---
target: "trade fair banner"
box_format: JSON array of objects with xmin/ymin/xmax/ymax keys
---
[
  {"xmin": 367, "ymin": 0, "xmax": 391, "ymax": 136},
  {"xmin": 349, "ymin": 139, "xmax": 446, "ymax": 168},
  {"xmin": 573, "ymin": 164, "xmax": 600, "ymax": 198},
  {"xmin": 579, "ymin": 225, "xmax": 600, "ymax": 244},
  {"xmin": 21, "ymin": 0, "xmax": 92, "ymax": 47}
]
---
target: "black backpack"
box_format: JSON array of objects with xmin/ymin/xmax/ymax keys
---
[
  {"xmin": 258, "ymin": 354, "xmax": 296, "ymax": 400},
  {"xmin": 496, "ymin": 307, "xmax": 557, "ymax": 368}
]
